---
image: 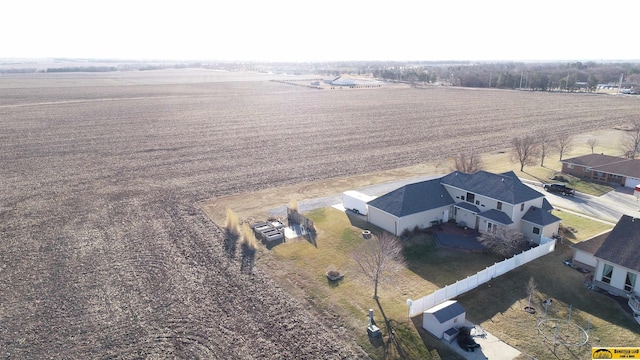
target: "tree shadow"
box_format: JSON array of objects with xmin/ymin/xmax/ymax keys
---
[
  {"xmin": 223, "ymin": 231, "xmax": 238, "ymax": 259},
  {"xmin": 374, "ymin": 297, "xmax": 410, "ymax": 359},
  {"xmin": 240, "ymin": 242, "xmax": 255, "ymax": 274}
]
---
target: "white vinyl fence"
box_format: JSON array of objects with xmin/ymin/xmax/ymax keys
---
[{"xmin": 409, "ymin": 236, "xmax": 556, "ymax": 317}]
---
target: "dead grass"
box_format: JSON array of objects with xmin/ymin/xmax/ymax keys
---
[{"xmin": 261, "ymin": 196, "xmax": 632, "ymax": 360}]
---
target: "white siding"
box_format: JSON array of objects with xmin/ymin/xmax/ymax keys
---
[
  {"xmin": 398, "ymin": 207, "xmax": 450, "ymax": 235},
  {"xmin": 573, "ymin": 249, "xmax": 597, "ymax": 267},
  {"xmin": 625, "ymin": 177, "xmax": 640, "ymax": 188},
  {"xmin": 367, "ymin": 207, "xmax": 398, "ymax": 235},
  {"xmin": 422, "ymin": 312, "xmax": 466, "ymax": 339},
  {"xmin": 595, "ymin": 261, "xmax": 639, "ymax": 293}
]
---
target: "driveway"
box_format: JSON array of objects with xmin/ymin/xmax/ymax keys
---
[
  {"xmin": 521, "ymin": 180, "xmax": 640, "ymax": 223},
  {"xmin": 441, "ymin": 322, "xmax": 521, "ymax": 360}
]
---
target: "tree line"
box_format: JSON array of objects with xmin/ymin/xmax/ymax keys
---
[{"xmin": 371, "ymin": 61, "xmax": 640, "ymax": 91}]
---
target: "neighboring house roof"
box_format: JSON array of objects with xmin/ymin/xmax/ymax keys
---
[
  {"xmin": 454, "ymin": 201, "xmax": 480, "ymax": 213},
  {"xmin": 478, "ymin": 209, "xmax": 513, "ymax": 225},
  {"xmin": 591, "ymin": 159, "xmax": 640, "ymax": 178},
  {"xmin": 561, "ymin": 154, "xmax": 626, "ymax": 167},
  {"xmin": 562, "ymin": 154, "xmax": 640, "ymax": 178},
  {"xmin": 440, "ymin": 170, "xmax": 543, "ymax": 204},
  {"xmin": 426, "ymin": 300, "xmax": 465, "ymax": 323},
  {"xmin": 572, "ymin": 231, "xmax": 611, "ymax": 254},
  {"xmin": 593, "ymin": 215, "xmax": 640, "ymax": 272},
  {"xmin": 521, "ymin": 206, "xmax": 562, "ymax": 226},
  {"xmin": 367, "ymin": 178, "xmax": 454, "ymax": 217}
]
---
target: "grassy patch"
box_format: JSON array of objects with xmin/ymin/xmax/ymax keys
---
[
  {"xmin": 269, "ymin": 208, "xmax": 454, "ymax": 359},
  {"xmin": 265, "ymin": 205, "xmax": 634, "ymax": 360},
  {"xmin": 552, "ymin": 209, "xmax": 613, "ymax": 243},
  {"xmin": 458, "ymin": 242, "xmax": 639, "ymax": 360}
]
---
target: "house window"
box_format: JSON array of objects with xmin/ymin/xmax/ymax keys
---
[
  {"xmin": 567, "ymin": 163, "xmax": 574, "ymax": 169},
  {"xmin": 466, "ymin": 193, "xmax": 475, "ymax": 204},
  {"xmin": 625, "ymin": 272, "xmax": 637, "ymax": 292},
  {"xmin": 520, "ymin": 203, "xmax": 525, "ymax": 211},
  {"xmin": 497, "ymin": 202, "xmax": 502, "ymax": 210},
  {"xmin": 475, "ymin": 200, "xmax": 480, "ymax": 205},
  {"xmin": 583, "ymin": 167, "xmax": 590, "ymax": 173},
  {"xmin": 533, "ymin": 227, "xmax": 540, "ymax": 235},
  {"xmin": 602, "ymin": 264, "xmax": 613, "ymax": 284}
]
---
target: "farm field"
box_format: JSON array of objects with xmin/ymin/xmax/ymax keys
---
[{"xmin": 1, "ymin": 69, "xmax": 639, "ymax": 358}]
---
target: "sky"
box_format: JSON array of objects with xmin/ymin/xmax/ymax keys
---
[{"xmin": 3, "ymin": 0, "xmax": 639, "ymax": 62}]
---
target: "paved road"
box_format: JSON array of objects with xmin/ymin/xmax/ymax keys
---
[{"xmin": 522, "ymin": 179, "xmax": 640, "ymax": 223}]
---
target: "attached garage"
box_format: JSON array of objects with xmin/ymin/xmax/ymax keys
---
[
  {"xmin": 367, "ymin": 179, "xmax": 454, "ymax": 236},
  {"xmin": 625, "ymin": 177, "xmax": 640, "ymax": 189},
  {"xmin": 572, "ymin": 231, "xmax": 610, "ymax": 268}
]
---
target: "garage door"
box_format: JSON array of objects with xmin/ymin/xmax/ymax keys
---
[{"xmin": 625, "ymin": 177, "xmax": 640, "ymax": 188}]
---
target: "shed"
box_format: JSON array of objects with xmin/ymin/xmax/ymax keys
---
[{"xmin": 422, "ymin": 300, "xmax": 466, "ymax": 339}]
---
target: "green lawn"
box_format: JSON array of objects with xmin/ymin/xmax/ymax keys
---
[{"xmin": 553, "ymin": 209, "xmax": 614, "ymax": 243}]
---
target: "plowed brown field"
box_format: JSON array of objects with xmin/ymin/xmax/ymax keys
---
[{"xmin": 1, "ymin": 69, "xmax": 638, "ymax": 358}]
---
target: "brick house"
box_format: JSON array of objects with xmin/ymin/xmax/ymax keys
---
[{"xmin": 560, "ymin": 154, "xmax": 640, "ymax": 188}]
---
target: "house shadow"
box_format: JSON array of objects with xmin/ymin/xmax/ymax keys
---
[{"xmin": 345, "ymin": 210, "xmax": 370, "ymax": 229}]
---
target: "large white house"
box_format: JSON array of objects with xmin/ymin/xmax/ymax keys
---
[{"xmin": 367, "ymin": 171, "xmax": 561, "ymax": 243}]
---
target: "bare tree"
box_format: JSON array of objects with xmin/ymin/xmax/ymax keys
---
[
  {"xmin": 554, "ymin": 133, "xmax": 573, "ymax": 161},
  {"xmin": 478, "ymin": 226, "xmax": 529, "ymax": 258},
  {"xmin": 586, "ymin": 136, "xmax": 598, "ymax": 154},
  {"xmin": 537, "ymin": 131, "xmax": 553, "ymax": 167},
  {"xmin": 352, "ymin": 233, "xmax": 406, "ymax": 299},
  {"xmin": 511, "ymin": 135, "xmax": 539, "ymax": 171},
  {"xmin": 526, "ymin": 277, "xmax": 537, "ymax": 309},
  {"xmin": 451, "ymin": 148, "xmax": 484, "ymax": 174},
  {"xmin": 620, "ymin": 118, "xmax": 640, "ymax": 159}
]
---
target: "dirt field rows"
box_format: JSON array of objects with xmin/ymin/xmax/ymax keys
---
[{"xmin": 1, "ymin": 69, "xmax": 638, "ymax": 358}]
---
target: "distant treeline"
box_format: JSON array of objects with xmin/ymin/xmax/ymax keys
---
[
  {"xmin": 370, "ymin": 61, "xmax": 640, "ymax": 91},
  {"xmin": 45, "ymin": 66, "xmax": 118, "ymax": 73}
]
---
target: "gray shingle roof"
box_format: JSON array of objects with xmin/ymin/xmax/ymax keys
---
[
  {"xmin": 367, "ymin": 178, "xmax": 454, "ymax": 217},
  {"xmin": 440, "ymin": 171, "xmax": 543, "ymax": 204},
  {"xmin": 521, "ymin": 206, "xmax": 562, "ymax": 226},
  {"xmin": 454, "ymin": 202, "xmax": 480, "ymax": 213},
  {"xmin": 561, "ymin": 154, "xmax": 626, "ymax": 167},
  {"xmin": 572, "ymin": 231, "xmax": 610, "ymax": 254},
  {"xmin": 477, "ymin": 209, "xmax": 513, "ymax": 225},
  {"xmin": 593, "ymin": 215, "xmax": 640, "ymax": 272},
  {"xmin": 591, "ymin": 159, "xmax": 640, "ymax": 178},
  {"xmin": 541, "ymin": 198, "xmax": 554, "ymax": 212},
  {"xmin": 430, "ymin": 301, "xmax": 465, "ymax": 323}
]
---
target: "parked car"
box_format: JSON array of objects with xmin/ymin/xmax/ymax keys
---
[
  {"xmin": 456, "ymin": 327, "xmax": 480, "ymax": 352},
  {"xmin": 543, "ymin": 183, "xmax": 575, "ymax": 196}
]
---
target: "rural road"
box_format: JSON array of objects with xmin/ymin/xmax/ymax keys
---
[{"xmin": 270, "ymin": 175, "xmax": 640, "ymax": 225}]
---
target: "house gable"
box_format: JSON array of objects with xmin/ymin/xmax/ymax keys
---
[
  {"xmin": 521, "ymin": 206, "xmax": 562, "ymax": 227},
  {"xmin": 440, "ymin": 170, "xmax": 543, "ymax": 205}
]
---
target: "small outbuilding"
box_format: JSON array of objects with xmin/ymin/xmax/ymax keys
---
[{"xmin": 422, "ymin": 300, "xmax": 466, "ymax": 339}]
